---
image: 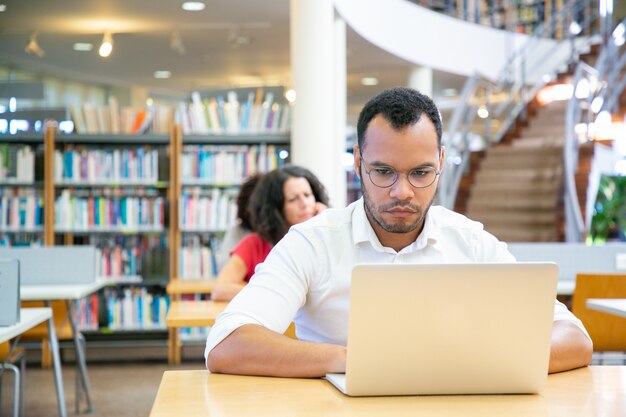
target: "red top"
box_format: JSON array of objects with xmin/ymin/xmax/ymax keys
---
[{"xmin": 230, "ymin": 233, "xmax": 272, "ymax": 283}]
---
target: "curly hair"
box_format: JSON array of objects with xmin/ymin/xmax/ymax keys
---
[
  {"xmin": 250, "ymin": 165, "xmax": 329, "ymax": 245},
  {"xmin": 236, "ymin": 173, "xmax": 263, "ymax": 231},
  {"xmin": 356, "ymin": 87, "xmax": 442, "ymax": 151}
]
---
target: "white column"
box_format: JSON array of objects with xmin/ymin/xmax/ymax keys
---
[
  {"xmin": 408, "ymin": 66, "xmax": 433, "ymax": 97},
  {"xmin": 333, "ymin": 14, "xmax": 347, "ymax": 208},
  {"xmin": 290, "ymin": 0, "xmax": 345, "ymax": 207}
]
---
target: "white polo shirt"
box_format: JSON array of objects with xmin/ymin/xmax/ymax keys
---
[{"xmin": 205, "ymin": 199, "xmax": 588, "ymax": 360}]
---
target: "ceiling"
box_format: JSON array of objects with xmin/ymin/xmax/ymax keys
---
[{"xmin": 0, "ymin": 0, "xmax": 467, "ymax": 122}]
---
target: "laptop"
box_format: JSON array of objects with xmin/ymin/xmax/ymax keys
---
[
  {"xmin": 0, "ymin": 258, "xmax": 20, "ymax": 326},
  {"xmin": 325, "ymin": 262, "xmax": 558, "ymax": 396}
]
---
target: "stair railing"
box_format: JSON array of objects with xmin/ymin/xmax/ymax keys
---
[
  {"xmin": 564, "ymin": 18, "xmax": 626, "ymax": 242},
  {"xmin": 436, "ymin": 0, "xmax": 600, "ymax": 210}
]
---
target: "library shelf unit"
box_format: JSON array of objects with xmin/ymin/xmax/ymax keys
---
[
  {"xmin": 167, "ymin": 129, "xmax": 290, "ymax": 364},
  {"xmin": 0, "ymin": 134, "xmax": 46, "ymax": 246},
  {"xmin": 2, "ymin": 125, "xmax": 290, "ymax": 357},
  {"xmin": 52, "ymin": 129, "xmax": 173, "ymax": 334}
]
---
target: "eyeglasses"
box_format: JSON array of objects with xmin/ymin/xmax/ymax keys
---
[{"xmin": 359, "ymin": 152, "xmax": 440, "ymax": 189}]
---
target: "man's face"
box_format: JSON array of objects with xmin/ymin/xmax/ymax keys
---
[{"xmin": 354, "ymin": 115, "xmax": 444, "ymax": 245}]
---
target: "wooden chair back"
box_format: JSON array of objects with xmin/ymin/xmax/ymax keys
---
[
  {"xmin": 19, "ymin": 301, "xmax": 74, "ymax": 367},
  {"xmin": 572, "ymin": 273, "xmax": 626, "ymax": 351}
]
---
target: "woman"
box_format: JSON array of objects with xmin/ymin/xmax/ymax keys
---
[{"xmin": 211, "ymin": 165, "xmax": 329, "ymax": 301}]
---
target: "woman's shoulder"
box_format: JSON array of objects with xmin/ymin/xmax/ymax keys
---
[{"xmin": 235, "ymin": 233, "xmax": 271, "ymax": 251}]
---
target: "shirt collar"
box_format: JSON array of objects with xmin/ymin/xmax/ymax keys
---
[{"xmin": 351, "ymin": 198, "xmax": 439, "ymax": 252}]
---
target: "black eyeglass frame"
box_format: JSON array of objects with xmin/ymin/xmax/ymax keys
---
[{"xmin": 358, "ymin": 150, "xmax": 441, "ymax": 189}]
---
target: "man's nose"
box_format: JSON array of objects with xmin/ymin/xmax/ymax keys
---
[{"xmin": 389, "ymin": 174, "xmax": 414, "ymax": 200}]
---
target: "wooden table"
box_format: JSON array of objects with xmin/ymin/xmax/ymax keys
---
[
  {"xmin": 166, "ymin": 279, "xmax": 214, "ymax": 296},
  {"xmin": 150, "ymin": 366, "xmax": 626, "ymax": 417},
  {"xmin": 166, "ymin": 300, "xmax": 296, "ymax": 361},
  {"xmin": 21, "ymin": 280, "xmax": 106, "ymax": 413},
  {"xmin": 586, "ymin": 298, "xmax": 626, "ymax": 319},
  {"xmin": 165, "ymin": 279, "xmax": 215, "ymax": 365},
  {"xmin": 166, "ymin": 300, "xmax": 228, "ymax": 328},
  {"xmin": 0, "ymin": 308, "xmax": 66, "ymax": 417}
]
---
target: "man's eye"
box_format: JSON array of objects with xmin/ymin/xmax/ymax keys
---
[
  {"xmin": 410, "ymin": 170, "xmax": 429, "ymax": 178},
  {"xmin": 374, "ymin": 168, "xmax": 394, "ymax": 176}
]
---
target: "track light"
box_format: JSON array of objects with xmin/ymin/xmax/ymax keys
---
[
  {"xmin": 25, "ymin": 32, "xmax": 45, "ymax": 58},
  {"xmin": 99, "ymin": 31, "xmax": 113, "ymax": 58}
]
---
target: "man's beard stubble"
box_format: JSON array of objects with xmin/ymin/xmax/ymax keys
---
[{"xmin": 360, "ymin": 181, "xmax": 434, "ymax": 234}]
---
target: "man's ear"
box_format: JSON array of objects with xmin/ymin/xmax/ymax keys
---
[
  {"xmin": 439, "ymin": 146, "xmax": 445, "ymax": 173},
  {"xmin": 353, "ymin": 145, "xmax": 361, "ymax": 179}
]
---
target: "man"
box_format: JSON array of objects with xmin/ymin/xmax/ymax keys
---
[{"xmin": 206, "ymin": 87, "xmax": 592, "ymax": 377}]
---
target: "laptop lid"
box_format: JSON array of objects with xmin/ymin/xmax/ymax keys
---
[
  {"xmin": 0, "ymin": 258, "xmax": 20, "ymax": 326},
  {"xmin": 327, "ymin": 262, "xmax": 557, "ymax": 396}
]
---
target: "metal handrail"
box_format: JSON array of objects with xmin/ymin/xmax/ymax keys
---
[
  {"xmin": 436, "ymin": 0, "xmax": 600, "ymax": 209},
  {"xmin": 564, "ymin": 18, "xmax": 626, "ymax": 242}
]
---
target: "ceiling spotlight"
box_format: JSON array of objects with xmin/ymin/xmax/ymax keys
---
[
  {"xmin": 170, "ymin": 31, "xmax": 186, "ymax": 55},
  {"xmin": 0, "ymin": 4, "xmax": 7, "ymax": 12},
  {"xmin": 181, "ymin": 1, "xmax": 205, "ymax": 11},
  {"xmin": 25, "ymin": 32, "xmax": 45, "ymax": 58},
  {"xmin": 361, "ymin": 77, "xmax": 379, "ymax": 86},
  {"xmin": 99, "ymin": 32, "xmax": 113, "ymax": 58},
  {"xmin": 154, "ymin": 70, "xmax": 172, "ymax": 79},
  {"xmin": 73, "ymin": 42, "xmax": 93, "ymax": 52}
]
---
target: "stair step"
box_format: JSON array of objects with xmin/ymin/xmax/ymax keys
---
[
  {"xmin": 485, "ymin": 227, "xmax": 558, "ymax": 242},
  {"xmin": 470, "ymin": 186, "xmax": 559, "ymax": 198},
  {"xmin": 466, "ymin": 196, "xmax": 558, "ymax": 210},
  {"xmin": 510, "ymin": 137, "xmax": 565, "ymax": 147},
  {"xmin": 480, "ymin": 155, "xmax": 561, "ymax": 169},
  {"xmin": 523, "ymin": 128, "xmax": 566, "ymax": 138},
  {"xmin": 531, "ymin": 116, "xmax": 565, "ymax": 127},
  {"xmin": 470, "ymin": 180, "xmax": 559, "ymax": 192},
  {"xmin": 488, "ymin": 144, "xmax": 562, "ymax": 155},
  {"xmin": 475, "ymin": 168, "xmax": 562, "ymax": 182},
  {"xmin": 467, "ymin": 210, "xmax": 557, "ymax": 225}
]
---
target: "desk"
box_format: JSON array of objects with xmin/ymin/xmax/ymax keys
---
[
  {"xmin": 165, "ymin": 279, "xmax": 214, "ymax": 365},
  {"xmin": 166, "ymin": 300, "xmax": 226, "ymax": 364},
  {"xmin": 150, "ymin": 366, "xmax": 625, "ymax": 417},
  {"xmin": 166, "ymin": 279, "xmax": 214, "ymax": 296},
  {"xmin": 166, "ymin": 300, "xmax": 228, "ymax": 328},
  {"xmin": 0, "ymin": 308, "xmax": 66, "ymax": 417},
  {"xmin": 586, "ymin": 298, "xmax": 626, "ymax": 319},
  {"xmin": 166, "ymin": 300, "xmax": 296, "ymax": 351},
  {"xmin": 21, "ymin": 280, "xmax": 106, "ymax": 413}
]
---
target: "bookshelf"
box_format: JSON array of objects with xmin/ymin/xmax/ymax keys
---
[
  {"xmin": 165, "ymin": 127, "xmax": 289, "ymax": 363},
  {"xmin": 0, "ymin": 127, "xmax": 175, "ymax": 335},
  {"xmin": 0, "ymin": 134, "xmax": 46, "ymax": 247},
  {"xmin": 176, "ymin": 133, "xmax": 289, "ymax": 277},
  {"xmin": 2, "ymin": 89, "xmax": 292, "ymax": 356}
]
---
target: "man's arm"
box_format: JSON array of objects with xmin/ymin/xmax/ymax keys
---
[
  {"xmin": 207, "ymin": 324, "xmax": 346, "ymax": 377},
  {"xmin": 548, "ymin": 320, "xmax": 593, "ymax": 374}
]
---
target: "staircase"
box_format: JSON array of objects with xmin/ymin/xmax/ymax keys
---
[{"xmin": 463, "ymin": 100, "xmax": 568, "ymax": 242}]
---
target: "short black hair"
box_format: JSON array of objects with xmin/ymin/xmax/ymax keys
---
[
  {"xmin": 250, "ymin": 165, "xmax": 329, "ymax": 245},
  {"xmin": 356, "ymin": 87, "xmax": 442, "ymax": 151},
  {"xmin": 236, "ymin": 173, "xmax": 263, "ymax": 231}
]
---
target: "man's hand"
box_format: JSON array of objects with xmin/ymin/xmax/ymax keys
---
[{"xmin": 548, "ymin": 320, "xmax": 593, "ymax": 374}]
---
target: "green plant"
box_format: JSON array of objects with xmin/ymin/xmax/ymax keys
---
[{"xmin": 589, "ymin": 175, "xmax": 626, "ymax": 244}]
